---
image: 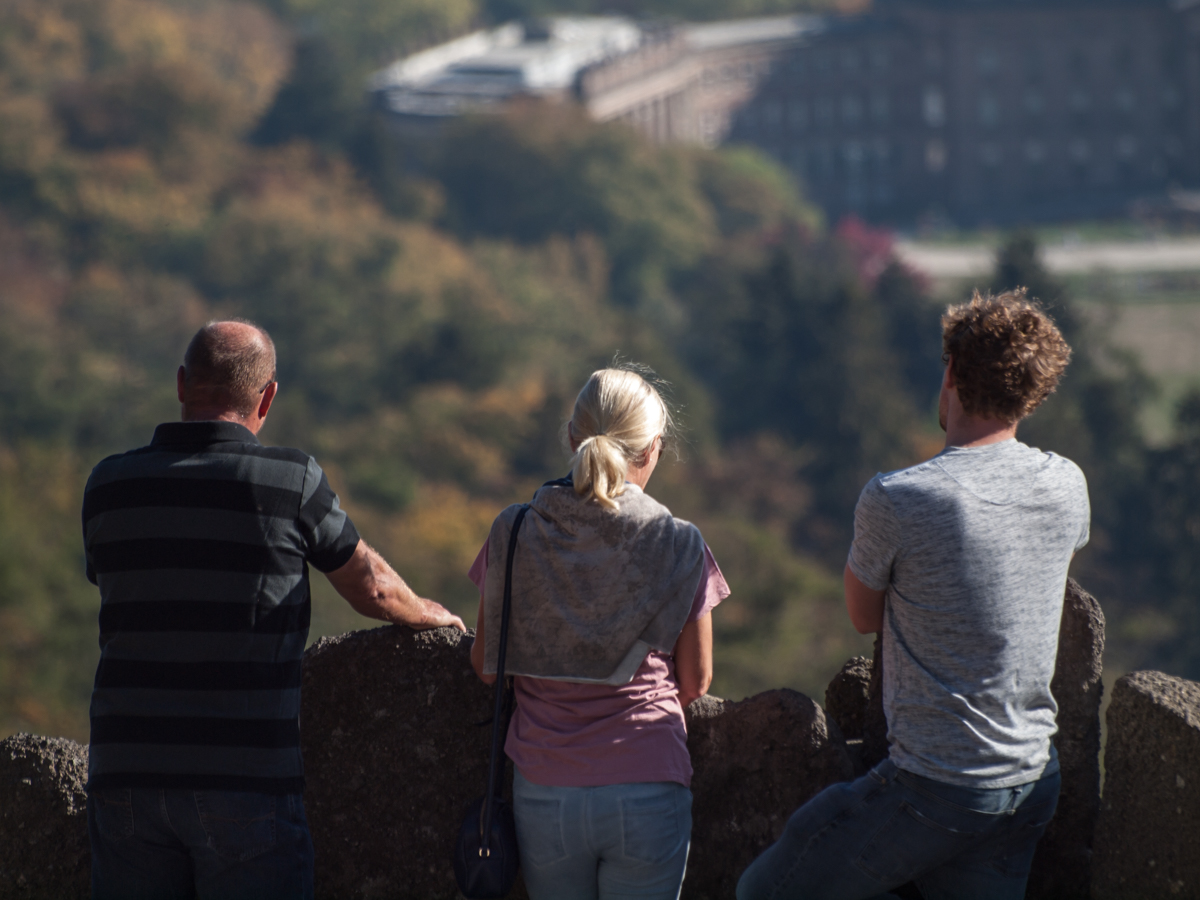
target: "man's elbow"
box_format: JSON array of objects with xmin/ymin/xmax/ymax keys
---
[
  {"xmin": 844, "ymin": 565, "xmax": 885, "ymax": 635},
  {"xmin": 343, "ymin": 586, "xmax": 388, "ymax": 621},
  {"xmin": 850, "ymin": 612, "xmax": 882, "ymax": 635}
]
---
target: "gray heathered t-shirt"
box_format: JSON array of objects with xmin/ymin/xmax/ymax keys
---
[{"xmin": 848, "ymin": 438, "xmax": 1090, "ymax": 789}]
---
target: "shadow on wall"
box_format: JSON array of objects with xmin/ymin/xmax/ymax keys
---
[{"xmin": 2, "ymin": 581, "xmax": 1199, "ymax": 900}]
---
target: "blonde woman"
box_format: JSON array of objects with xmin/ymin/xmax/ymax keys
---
[{"xmin": 469, "ymin": 366, "xmax": 729, "ymax": 900}]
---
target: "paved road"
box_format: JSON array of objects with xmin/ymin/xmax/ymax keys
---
[{"xmin": 894, "ymin": 237, "xmax": 1200, "ymax": 279}]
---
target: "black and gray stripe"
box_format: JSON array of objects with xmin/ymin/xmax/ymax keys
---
[{"xmin": 83, "ymin": 421, "xmax": 359, "ymax": 794}]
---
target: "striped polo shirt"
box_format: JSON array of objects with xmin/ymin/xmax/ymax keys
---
[{"xmin": 82, "ymin": 421, "xmax": 360, "ymax": 794}]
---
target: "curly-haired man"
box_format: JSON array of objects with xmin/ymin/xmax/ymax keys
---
[{"xmin": 738, "ymin": 290, "xmax": 1090, "ymax": 900}]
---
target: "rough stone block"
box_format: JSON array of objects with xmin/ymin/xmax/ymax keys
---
[
  {"xmin": 682, "ymin": 689, "xmax": 854, "ymax": 900},
  {"xmin": 861, "ymin": 634, "xmax": 889, "ymax": 770},
  {"xmin": 824, "ymin": 636, "xmax": 887, "ymax": 774},
  {"xmin": 1027, "ymin": 577, "xmax": 1106, "ymax": 900},
  {"xmin": 1092, "ymin": 670, "xmax": 1200, "ymax": 900},
  {"xmin": 825, "ymin": 655, "xmax": 872, "ymax": 740},
  {"xmin": 0, "ymin": 734, "xmax": 90, "ymax": 900},
  {"xmin": 301, "ymin": 626, "xmax": 854, "ymax": 899},
  {"xmin": 300, "ymin": 624, "xmax": 507, "ymax": 900}
]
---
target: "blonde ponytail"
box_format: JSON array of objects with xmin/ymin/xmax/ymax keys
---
[{"xmin": 567, "ymin": 367, "xmax": 674, "ymax": 509}]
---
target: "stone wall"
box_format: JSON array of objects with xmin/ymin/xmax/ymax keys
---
[
  {"xmin": 5, "ymin": 580, "xmax": 1200, "ymax": 900},
  {"xmin": 0, "ymin": 627, "xmax": 855, "ymax": 900},
  {"xmin": 299, "ymin": 625, "xmax": 854, "ymax": 899},
  {"xmin": 1027, "ymin": 579, "xmax": 1106, "ymax": 900},
  {"xmin": 683, "ymin": 690, "xmax": 852, "ymax": 900},
  {"xmin": 0, "ymin": 735, "xmax": 90, "ymax": 900},
  {"xmin": 1092, "ymin": 670, "xmax": 1200, "ymax": 900}
]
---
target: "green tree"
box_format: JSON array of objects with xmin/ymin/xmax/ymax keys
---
[
  {"xmin": 1127, "ymin": 391, "xmax": 1200, "ymax": 678},
  {"xmin": 433, "ymin": 103, "xmax": 717, "ymax": 311},
  {"xmin": 678, "ymin": 230, "xmax": 922, "ymax": 560}
]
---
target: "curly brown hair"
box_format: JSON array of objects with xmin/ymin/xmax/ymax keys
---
[{"xmin": 941, "ymin": 289, "xmax": 1072, "ymax": 424}]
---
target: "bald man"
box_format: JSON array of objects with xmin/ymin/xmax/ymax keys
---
[{"xmin": 82, "ymin": 320, "xmax": 464, "ymax": 900}]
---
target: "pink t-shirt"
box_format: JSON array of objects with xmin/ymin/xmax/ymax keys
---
[{"xmin": 468, "ymin": 541, "xmax": 729, "ymax": 788}]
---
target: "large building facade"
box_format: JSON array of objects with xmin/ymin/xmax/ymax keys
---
[
  {"xmin": 734, "ymin": 0, "xmax": 1200, "ymax": 223},
  {"xmin": 372, "ymin": 0, "xmax": 1200, "ymax": 224}
]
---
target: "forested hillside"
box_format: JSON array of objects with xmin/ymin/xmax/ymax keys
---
[{"xmin": 1, "ymin": 0, "xmax": 1195, "ymax": 743}]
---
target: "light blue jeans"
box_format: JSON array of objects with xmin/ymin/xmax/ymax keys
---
[
  {"xmin": 513, "ymin": 769, "xmax": 693, "ymax": 900},
  {"xmin": 737, "ymin": 757, "xmax": 1061, "ymax": 900}
]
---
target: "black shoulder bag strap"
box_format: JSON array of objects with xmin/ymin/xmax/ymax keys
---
[{"xmin": 479, "ymin": 503, "xmax": 530, "ymax": 853}]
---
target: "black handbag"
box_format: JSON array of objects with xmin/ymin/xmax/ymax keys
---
[{"xmin": 453, "ymin": 504, "xmax": 529, "ymax": 899}]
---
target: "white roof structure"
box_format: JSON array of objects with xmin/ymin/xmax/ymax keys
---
[
  {"xmin": 371, "ymin": 18, "xmax": 643, "ymax": 118},
  {"xmin": 683, "ymin": 15, "xmax": 823, "ymax": 51}
]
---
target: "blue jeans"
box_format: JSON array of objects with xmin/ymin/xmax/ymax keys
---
[
  {"xmin": 737, "ymin": 758, "xmax": 1061, "ymax": 900},
  {"xmin": 88, "ymin": 788, "xmax": 313, "ymax": 900},
  {"xmin": 513, "ymin": 769, "xmax": 693, "ymax": 900}
]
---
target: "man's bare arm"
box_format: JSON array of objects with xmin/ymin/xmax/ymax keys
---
[
  {"xmin": 844, "ymin": 564, "xmax": 886, "ymax": 634},
  {"xmin": 326, "ymin": 540, "xmax": 466, "ymax": 631}
]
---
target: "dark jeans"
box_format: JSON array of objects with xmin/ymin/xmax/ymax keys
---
[
  {"xmin": 89, "ymin": 788, "xmax": 313, "ymax": 900},
  {"xmin": 737, "ymin": 758, "xmax": 1061, "ymax": 900}
]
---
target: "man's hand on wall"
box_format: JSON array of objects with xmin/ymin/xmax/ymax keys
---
[{"xmin": 326, "ymin": 540, "xmax": 467, "ymax": 632}]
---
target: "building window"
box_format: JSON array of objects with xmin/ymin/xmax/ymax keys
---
[
  {"xmin": 842, "ymin": 95, "xmax": 863, "ymax": 126},
  {"xmin": 870, "ymin": 92, "xmax": 889, "ymax": 124},
  {"xmin": 1113, "ymin": 44, "xmax": 1133, "ymax": 76},
  {"xmin": 1024, "ymin": 47, "xmax": 1043, "ymax": 80},
  {"xmin": 789, "ymin": 145, "xmax": 806, "ymax": 174},
  {"xmin": 978, "ymin": 47, "xmax": 1000, "ymax": 76},
  {"xmin": 1024, "ymin": 140, "xmax": 1047, "ymax": 194},
  {"xmin": 1115, "ymin": 137, "xmax": 1136, "ymax": 185},
  {"xmin": 923, "ymin": 86, "xmax": 945, "ymax": 127},
  {"xmin": 1069, "ymin": 139, "xmax": 1091, "ymax": 163},
  {"xmin": 788, "ymin": 101, "xmax": 808, "ymax": 130},
  {"xmin": 874, "ymin": 139, "xmax": 891, "ymax": 166},
  {"xmin": 764, "ymin": 100, "xmax": 783, "ymax": 131},
  {"xmin": 816, "ymin": 97, "xmax": 834, "ymax": 128},
  {"xmin": 1069, "ymin": 48, "xmax": 1089, "ymax": 77},
  {"xmin": 978, "ymin": 93, "xmax": 1000, "ymax": 128},
  {"xmin": 814, "ymin": 142, "xmax": 834, "ymax": 177},
  {"xmin": 1069, "ymin": 89, "xmax": 1091, "ymax": 124},
  {"xmin": 873, "ymin": 139, "xmax": 892, "ymax": 200},
  {"xmin": 925, "ymin": 139, "xmax": 947, "ymax": 172},
  {"xmin": 844, "ymin": 140, "xmax": 867, "ymax": 206}
]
